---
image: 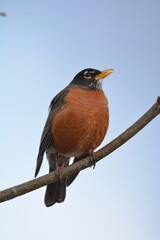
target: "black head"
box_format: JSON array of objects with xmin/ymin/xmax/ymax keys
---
[{"xmin": 70, "ymin": 68, "xmax": 113, "ymax": 90}]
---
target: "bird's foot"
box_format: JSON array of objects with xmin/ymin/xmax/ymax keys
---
[
  {"xmin": 55, "ymin": 162, "xmax": 66, "ymax": 182},
  {"xmin": 88, "ymin": 149, "xmax": 98, "ymax": 169}
]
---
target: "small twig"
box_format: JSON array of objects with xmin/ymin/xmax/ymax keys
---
[
  {"xmin": 0, "ymin": 12, "xmax": 7, "ymax": 17},
  {"xmin": 0, "ymin": 97, "xmax": 160, "ymax": 203}
]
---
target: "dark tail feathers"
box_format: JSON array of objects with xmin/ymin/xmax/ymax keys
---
[{"xmin": 44, "ymin": 181, "xmax": 66, "ymax": 207}]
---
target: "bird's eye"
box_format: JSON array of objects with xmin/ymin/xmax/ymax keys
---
[
  {"xmin": 84, "ymin": 71, "xmax": 91, "ymax": 78},
  {"xmin": 85, "ymin": 73, "xmax": 91, "ymax": 77}
]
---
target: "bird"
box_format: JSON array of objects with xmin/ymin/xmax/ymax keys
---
[{"xmin": 35, "ymin": 68, "xmax": 113, "ymax": 207}]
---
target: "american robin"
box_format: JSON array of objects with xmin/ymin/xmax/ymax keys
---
[{"xmin": 35, "ymin": 68, "xmax": 113, "ymax": 207}]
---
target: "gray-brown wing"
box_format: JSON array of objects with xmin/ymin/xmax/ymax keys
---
[{"xmin": 34, "ymin": 87, "xmax": 69, "ymax": 177}]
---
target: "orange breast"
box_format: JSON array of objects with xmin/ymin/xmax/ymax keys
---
[{"xmin": 52, "ymin": 88, "xmax": 109, "ymax": 157}]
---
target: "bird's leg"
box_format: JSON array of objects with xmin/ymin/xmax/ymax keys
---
[
  {"xmin": 88, "ymin": 149, "xmax": 98, "ymax": 169},
  {"xmin": 55, "ymin": 154, "xmax": 67, "ymax": 182},
  {"xmin": 55, "ymin": 154, "xmax": 63, "ymax": 181}
]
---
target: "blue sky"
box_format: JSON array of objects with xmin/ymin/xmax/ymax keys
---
[{"xmin": 1, "ymin": 0, "xmax": 160, "ymax": 239}]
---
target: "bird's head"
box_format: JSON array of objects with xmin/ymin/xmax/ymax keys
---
[{"xmin": 70, "ymin": 68, "xmax": 113, "ymax": 90}]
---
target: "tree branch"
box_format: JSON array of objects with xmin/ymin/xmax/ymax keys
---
[
  {"xmin": 0, "ymin": 97, "xmax": 160, "ymax": 203},
  {"xmin": 0, "ymin": 12, "xmax": 7, "ymax": 16}
]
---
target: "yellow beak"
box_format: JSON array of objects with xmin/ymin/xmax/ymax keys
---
[{"xmin": 95, "ymin": 69, "xmax": 113, "ymax": 80}]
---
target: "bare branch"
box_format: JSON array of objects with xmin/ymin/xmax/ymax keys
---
[{"xmin": 0, "ymin": 97, "xmax": 160, "ymax": 203}]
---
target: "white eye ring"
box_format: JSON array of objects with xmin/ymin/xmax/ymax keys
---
[{"xmin": 84, "ymin": 71, "xmax": 91, "ymax": 79}]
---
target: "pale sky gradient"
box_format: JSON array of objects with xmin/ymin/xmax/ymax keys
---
[{"xmin": 1, "ymin": 1, "xmax": 160, "ymax": 240}]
